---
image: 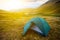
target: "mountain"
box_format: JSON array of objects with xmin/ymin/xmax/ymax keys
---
[
  {"xmin": 15, "ymin": 0, "xmax": 60, "ymax": 16},
  {"xmin": 37, "ymin": 0, "xmax": 60, "ymax": 14}
]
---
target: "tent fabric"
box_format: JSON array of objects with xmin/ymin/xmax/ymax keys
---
[{"xmin": 23, "ymin": 17, "xmax": 50, "ymax": 36}]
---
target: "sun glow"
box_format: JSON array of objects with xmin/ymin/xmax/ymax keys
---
[{"xmin": 0, "ymin": 0, "xmax": 49, "ymax": 11}]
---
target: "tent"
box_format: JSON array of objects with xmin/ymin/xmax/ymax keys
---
[{"xmin": 23, "ymin": 17, "xmax": 50, "ymax": 36}]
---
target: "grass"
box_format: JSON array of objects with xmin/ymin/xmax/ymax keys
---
[{"xmin": 0, "ymin": 13, "xmax": 60, "ymax": 40}]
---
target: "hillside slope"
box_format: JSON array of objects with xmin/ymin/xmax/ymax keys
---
[{"xmin": 37, "ymin": 0, "xmax": 60, "ymax": 14}]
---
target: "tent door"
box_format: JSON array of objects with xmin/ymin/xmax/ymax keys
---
[{"xmin": 31, "ymin": 25, "xmax": 43, "ymax": 34}]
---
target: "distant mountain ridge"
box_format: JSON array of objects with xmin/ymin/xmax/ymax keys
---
[{"xmin": 37, "ymin": 0, "xmax": 60, "ymax": 14}]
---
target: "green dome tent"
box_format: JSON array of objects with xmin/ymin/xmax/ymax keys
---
[{"xmin": 23, "ymin": 17, "xmax": 50, "ymax": 36}]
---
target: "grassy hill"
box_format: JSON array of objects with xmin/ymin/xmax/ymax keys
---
[{"xmin": 36, "ymin": 0, "xmax": 60, "ymax": 16}]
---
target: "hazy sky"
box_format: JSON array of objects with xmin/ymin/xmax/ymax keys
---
[{"xmin": 0, "ymin": 0, "xmax": 49, "ymax": 11}]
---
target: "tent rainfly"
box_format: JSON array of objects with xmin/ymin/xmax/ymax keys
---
[{"xmin": 23, "ymin": 17, "xmax": 50, "ymax": 36}]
